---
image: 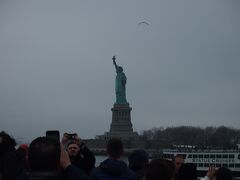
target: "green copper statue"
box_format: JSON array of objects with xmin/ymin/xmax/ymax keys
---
[{"xmin": 112, "ymin": 56, "xmax": 128, "ymax": 104}]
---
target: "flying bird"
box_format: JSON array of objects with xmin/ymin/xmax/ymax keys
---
[{"xmin": 138, "ymin": 21, "xmax": 150, "ymax": 26}]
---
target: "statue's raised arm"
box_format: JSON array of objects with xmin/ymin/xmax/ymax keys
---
[{"xmin": 112, "ymin": 56, "xmax": 118, "ymax": 71}]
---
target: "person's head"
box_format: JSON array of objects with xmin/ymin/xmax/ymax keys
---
[
  {"xmin": 144, "ymin": 158, "xmax": 175, "ymax": 180},
  {"xmin": 128, "ymin": 149, "xmax": 149, "ymax": 172},
  {"xmin": 17, "ymin": 144, "xmax": 29, "ymax": 161},
  {"xmin": 117, "ymin": 66, "xmax": 123, "ymax": 73},
  {"xmin": 66, "ymin": 141, "xmax": 80, "ymax": 157},
  {"xmin": 28, "ymin": 137, "xmax": 60, "ymax": 172},
  {"xmin": 0, "ymin": 131, "xmax": 16, "ymax": 145},
  {"xmin": 0, "ymin": 131, "xmax": 16, "ymax": 157},
  {"xmin": 177, "ymin": 163, "xmax": 197, "ymax": 180},
  {"xmin": 19, "ymin": 144, "xmax": 29, "ymax": 151},
  {"xmin": 106, "ymin": 138, "xmax": 123, "ymax": 159},
  {"xmin": 215, "ymin": 167, "xmax": 232, "ymax": 180},
  {"xmin": 173, "ymin": 154, "xmax": 185, "ymax": 173}
]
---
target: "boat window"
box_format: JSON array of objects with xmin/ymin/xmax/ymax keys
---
[
  {"xmin": 163, "ymin": 154, "xmax": 171, "ymax": 158},
  {"xmin": 177, "ymin": 154, "xmax": 186, "ymax": 159},
  {"xmin": 204, "ymin": 154, "xmax": 209, "ymax": 158},
  {"xmin": 188, "ymin": 154, "xmax": 192, "ymax": 158},
  {"xmin": 210, "ymin": 154, "xmax": 215, "ymax": 158},
  {"xmin": 193, "ymin": 154, "xmax": 197, "ymax": 158},
  {"xmin": 229, "ymin": 154, "xmax": 234, "ymax": 159},
  {"xmin": 222, "ymin": 155, "xmax": 228, "ymax": 158},
  {"xmin": 238, "ymin": 154, "xmax": 240, "ymax": 159},
  {"xmin": 229, "ymin": 164, "xmax": 234, "ymax": 168},
  {"xmin": 235, "ymin": 164, "xmax": 240, "ymax": 168},
  {"xmin": 210, "ymin": 164, "xmax": 215, "ymax": 167},
  {"xmin": 216, "ymin": 164, "xmax": 221, "ymax": 167},
  {"xmin": 204, "ymin": 163, "xmax": 210, "ymax": 167},
  {"xmin": 198, "ymin": 163, "xmax": 203, "ymax": 167},
  {"xmin": 199, "ymin": 154, "xmax": 203, "ymax": 158},
  {"xmin": 216, "ymin": 154, "xmax": 221, "ymax": 158},
  {"xmin": 222, "ymin": 164, "xmax": 228, "ymax": 167}
]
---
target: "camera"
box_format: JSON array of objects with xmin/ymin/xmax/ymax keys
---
[{"xmin": 66, "ymin": 133, "xmax": 77, "ymax": 140}]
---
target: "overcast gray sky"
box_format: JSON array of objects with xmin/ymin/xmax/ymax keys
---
[{"xmin": 1, "ymin": 0, "xmax": 240, "ymax": 143}]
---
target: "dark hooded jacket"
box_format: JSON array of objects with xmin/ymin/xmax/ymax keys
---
[
  {"xmin": 16, "ymin": 165, "xmax": 88, "ymax": 180},
  {"xmin": 90, "ymin": 158, "xmax": 139, "ymax": 180}
]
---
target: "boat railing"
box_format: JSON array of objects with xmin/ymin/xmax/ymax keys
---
[{"xmin": 161, "ymin": 148, "xmax": 240, "ymax": 153}]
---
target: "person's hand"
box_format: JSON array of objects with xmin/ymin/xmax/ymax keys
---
[
  {"xmin": 61, "ymin": 133, "xmax": 68, "ymax": 146},
  {"xmin": 206, "ymin": 166, "xmax": 216, "ymax": 179},
  {"xmin": 74, "ymin": 135, "xmax": 82, "ymax": 146},
  {"xmin": 60, "ymin": 143, "xmax": 71, "ymax": 169}
]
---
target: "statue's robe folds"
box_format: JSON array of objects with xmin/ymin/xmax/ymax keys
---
[{"xmin": 115, "ymin": 72, "xmax": 127, "ymax": 104}]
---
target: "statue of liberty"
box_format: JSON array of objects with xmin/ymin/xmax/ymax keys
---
[{"xmin": 112, "ymin": 56, "xmax": 128, "ymax": 104}]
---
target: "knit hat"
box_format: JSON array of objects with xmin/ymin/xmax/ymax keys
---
[
  {"xmin": 128, "ymin": 149, "xmax": 149, "ymax": 171},
  {"xmin": 19, "ymin": 144, "xmax": 29, "ymax": 152}
]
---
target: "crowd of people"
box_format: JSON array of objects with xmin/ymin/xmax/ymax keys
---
[{"xmin": 0, "ymin": 131, "xmax": 233, "ymax": 180}]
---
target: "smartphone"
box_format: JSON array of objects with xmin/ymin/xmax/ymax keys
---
[
  {"xmin": 46, "ymin": 130, "xmax": 60, "ymax": 142},
  {"xmin": 66, "ymin": 133, "xmax": 77, "ymax": 140}
]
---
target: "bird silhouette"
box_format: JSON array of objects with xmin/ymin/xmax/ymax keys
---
[{"xmin": 138, "ymin": 21, "xmax": 150, "ymax": 26}]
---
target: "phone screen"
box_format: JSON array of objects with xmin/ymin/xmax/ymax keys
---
[{"xmin": 46, "ymin": 130, "xmax": 60, "ymax": 142}]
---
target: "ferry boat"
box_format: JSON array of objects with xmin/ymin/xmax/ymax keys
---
[{"xmin": 160, "ymin": 148, "xmax": 240, "ymax": 178}]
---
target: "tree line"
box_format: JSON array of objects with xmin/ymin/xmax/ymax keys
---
[{"xmin": 138, "ymin": 126, "xmax": 240, "ymax": 149}]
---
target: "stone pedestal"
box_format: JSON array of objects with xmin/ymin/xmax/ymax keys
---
[{"xmin": 106, "ymin": 103, "xmax": 138, "ymax": 141}]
